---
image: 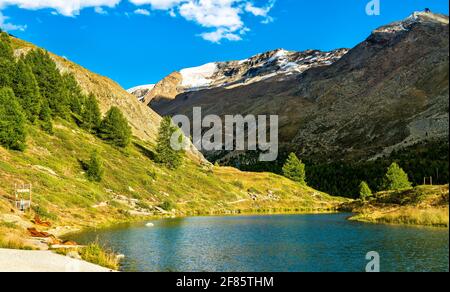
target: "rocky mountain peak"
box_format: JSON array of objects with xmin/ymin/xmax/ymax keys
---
[
  {"xmin": 129, "ymin": 47, "xmax": 349, "ymax": 103},
  {"xmin": 373, "ymin": 11, "xmax": 449, "ymax": 35}
]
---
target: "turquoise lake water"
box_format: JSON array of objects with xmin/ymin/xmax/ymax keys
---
[{"xmin": 69, "ymin": 213, "xmax": 449, "ymax": 272}]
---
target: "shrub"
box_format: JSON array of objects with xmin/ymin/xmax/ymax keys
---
[
  {"xmin": 232, "ymin": 180, "xmax": 244, "ymax": 189},
  {"xmin": 32, "ymin": 205, "xmax": 57, "ymax": 221},
  {"xmin": 86, "ymin": 151, "xmax": 104, "ymax": 182},
  {"xmin": 159, "ymin": 200, "xmax": 176, "ymax": 211},
  {"xmin": 80, "ymin": 242, "xmax": 120, "ymax": 270}
]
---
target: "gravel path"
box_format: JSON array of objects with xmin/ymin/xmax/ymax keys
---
[{"xmin": 0, "ymin": 249, "xmax": 114, "ymax": 272}]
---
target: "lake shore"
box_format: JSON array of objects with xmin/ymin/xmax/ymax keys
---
[
  {"xmin": 342, "ymin": 185, "xmax": 449, "ymax": 228},
  {"xmin": 0, "ymin": 208, "xmax": 341, "ymax": 271},
  {"xmin": 0, "ymin": 248, "xmax": 114, "ymax": 272},
  {"xmin": 67, "ymin": 213, "xmax": 450, "ymax": 272},
  {"xmin": 1, "ymin": 185, "xmax": 448, "ymax": 272}
]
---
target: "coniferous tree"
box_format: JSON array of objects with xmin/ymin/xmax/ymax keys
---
[
  {"xmin": 383, "ymin": 163, "xmax": 412, "ymax": 191},
  {"xmin": 62, "ymin": 73, "xmax": 84, "ymax": 116},
  {"xmin": 0, "ymin": 32, "xmax": 15, "ymax": 88},
  {"xmin": 12, "ymin": 59, "xmax": 42, "ymax": 123},
  {"xmin": 39, "ymin": 99, "xmax": 53, "ymax": 134},
  {"xmin": 282, "ymin": 153, "xmax": 307, "ymax": 185},
  {"xmin": 359, "ymin": 181, "xmax": 373, "ymax": 201},
  {"xmin": 98, "ymin": 106, "xmax": 131, "ymax": 148},
  {"xmin": 155, "ymin": 116, "xmax": 184, "ymax": 169},
  {"xmin": 81, "ymin": 93, "xmax": 101, "ymax": 133},
  {"xmin": 24, "ymin": 49, "xmax": 70, "ymax": 118},
  {"xmin": 86, "ymin": 150, "xmax": 103, "ymax": 182},
  {"xmin": 0, "ymin": 88, "xmax": 27, "ymax": 151}
]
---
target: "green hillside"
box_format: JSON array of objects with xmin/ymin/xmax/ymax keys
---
[
  {"xmin": 0, "ymin": 32, "xmax": 343, "ymax": 242},
  {"xmin": 343, "ymin": 185, "xmax": 449, "ymax": 227}
]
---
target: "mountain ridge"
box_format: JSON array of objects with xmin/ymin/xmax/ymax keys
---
[
  {"xmin": 132, "ymin": 12, "xmax": 449, "ymax": 166},
  {"xmin": 129, "ymin": 47, "xmax": 349, "ymax": 104}
]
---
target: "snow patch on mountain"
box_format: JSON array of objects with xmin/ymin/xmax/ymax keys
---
[
  {"xmin": 127, "ymin": 84, "xmax": 155, "ymax": 93},
  {"xmin": 129, "ymin": 48, "xmax": 348, "ymax": 100},
  {"xmin": 127, "ymin": 84, "xmax": 155, "ymax": 101},
  {"xmin": 180, "ymin": 63, "xmax": 218, "ymax": 90}
]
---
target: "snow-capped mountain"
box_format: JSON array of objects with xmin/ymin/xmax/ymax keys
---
[
  {"xmin": 126, "ymin": 84, "xmax": 155, "ymax": 101},
  {"xmin": 143, "ymin": 11, "xmax": 449, "ymax": 165},
  {"xmin": 128, "ymin": 48, "xmax": 348, "ymax": 103}
]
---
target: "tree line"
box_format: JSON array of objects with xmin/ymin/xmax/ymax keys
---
[
  {"xmin": 236, "ymin": 140, "xmax": 448, "ymax": 198},
  {"xmin": 281, "ymin": 152, "xmax": 414, "ymax": 199},
  {"xmin": 0, "ymin": 32, "xmax": 132, "ymax": 152}
]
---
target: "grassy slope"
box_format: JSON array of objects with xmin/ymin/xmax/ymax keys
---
[
  {"xmin": 345, "ymin": 185, "xmax": 449, "ymax": 227},
  {"xmin": 10, "ymin": 36, "xmax": 161, "ymax": 143},
  {"xmin": 1, "ymin": 35, "xmax": 343, "ymax": 233},
  {"xmin": 1, "ymin": 34, "xmax": 344, "ymax": 255},
  {"xmin": 0, "ymin": 118, "xmax": 343, "ymax": 234}
]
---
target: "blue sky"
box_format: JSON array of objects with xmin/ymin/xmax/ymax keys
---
[{"xmin": 0, "ymin": 0, "xmax": 448, "ymax": 89}]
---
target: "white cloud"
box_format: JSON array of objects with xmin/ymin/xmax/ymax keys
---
[
  {"xmin": 134, "ymin": 8, "xmax": 150, "ymax": 15},
  {"xmin": 128, "ymin": 0, "xmax": 276, "ymax": 42},
  {"xmin": 94, "ymin": 6, "xmax": 108, "ymax": 15},
  {"xmin": 0, "ymin": 0, "xmax": 121, "ymax": 16},
  {"xmin": 129, "ymin": 0, "xmax": 184, "ymax": 10},
  {"xmin": 200, "ymin": 28, "xmax": 240, "ymax": 43},
  {"xmin": 0, "ymin": 0, "xmax": 276, "ymax": 42},
  {"xmin": 0, "ymin": 11, "xmax": 26, "ymax": 31},
  {"xmin": 245, "ymin": 0, "xmax": 275, "ymax": 24},
  {"xmin": 244, "ymin": 1, "xmax": 273, "ymax": 17}
]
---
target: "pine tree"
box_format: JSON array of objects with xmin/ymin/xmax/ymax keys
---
[
  {"xmin": 0, "ymin": 32, "xmax": 15, "ymax": 88},
  {"xmin": 155, "ymin": 116, "xmax": 184, "ymax": 169},
  {"xmin": 39, "ymin": 99, "xmax": 53, "ymax": 134},
  {"xmin": 81, "ymin": 93, "xmax": 101, "ymax": 133},
  {"xmin": 24, "ymin": 49, "xmax": 70, "ymax": 118},
  {"xmin": 383, "ymin": 162, "xmax": 412, "ymax": 191},
  {"xmin": 86, "ymin": 150, "xmax": 103, "ymax": 182},
  {"xmin": 359, "ymin": 181, "xmax": 373, "ymax": 201},
  {"xmin": 98, "ymin": 106, "xmax": 132, "ymax": 148},
  {"xmin": 12, "ymin": 59, "xmax": 42, "ymax": 123},
  {"xmin": 62, "ymin": 73, "xmax": 84, "ymax": 116},
  {"xmin": 0, "ymin": 88, "xmax": 27, "ymax": 151},
  {"xmin": 282, "ymin": 153, "xmax": 307, "ymax": 185}
]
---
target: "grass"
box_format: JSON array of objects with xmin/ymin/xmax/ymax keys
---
[
  {"xmin": 0, "ymin": 225, "xmax": 33, "ymax": 250},
  {"xmin": 0, "ymin": 118, "xmax": 343, "ymax": 234},
  {"xmin": 1, "ymin": 34, "xmax": 345, "ymax": 238},
  {"xmin": 347, "ymin": 185, "xmax": 449, "ymax": 227},
  {"xmin": 79, "ymin": 242, "xmax": 120, "ymax": 270}
]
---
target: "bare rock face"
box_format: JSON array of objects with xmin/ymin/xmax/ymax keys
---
[
  {"xmin": 129, "ymin": 48, "xmax": 349, "ymax": 106},
  {"xmin": 140, "ymin": 72, "xmax": 183, "ymax": 105},
  {"xmin": 131, "ymin": 12, "xmax": 449, "ymax": 164}
]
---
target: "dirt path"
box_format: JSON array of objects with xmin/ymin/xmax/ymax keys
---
[{"xmin": 0, "ymin": 249, "xmax": 114, "ymax": 272}]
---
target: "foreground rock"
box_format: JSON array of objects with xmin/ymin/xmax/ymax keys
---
[{"xmin": 0, "ymin": 249, "xmax": 114, "ymax": 272}]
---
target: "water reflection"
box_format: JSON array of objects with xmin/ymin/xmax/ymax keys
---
[{"xmin": 69, "ymin": 214, "xmax": 449, "ymax": 272}]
